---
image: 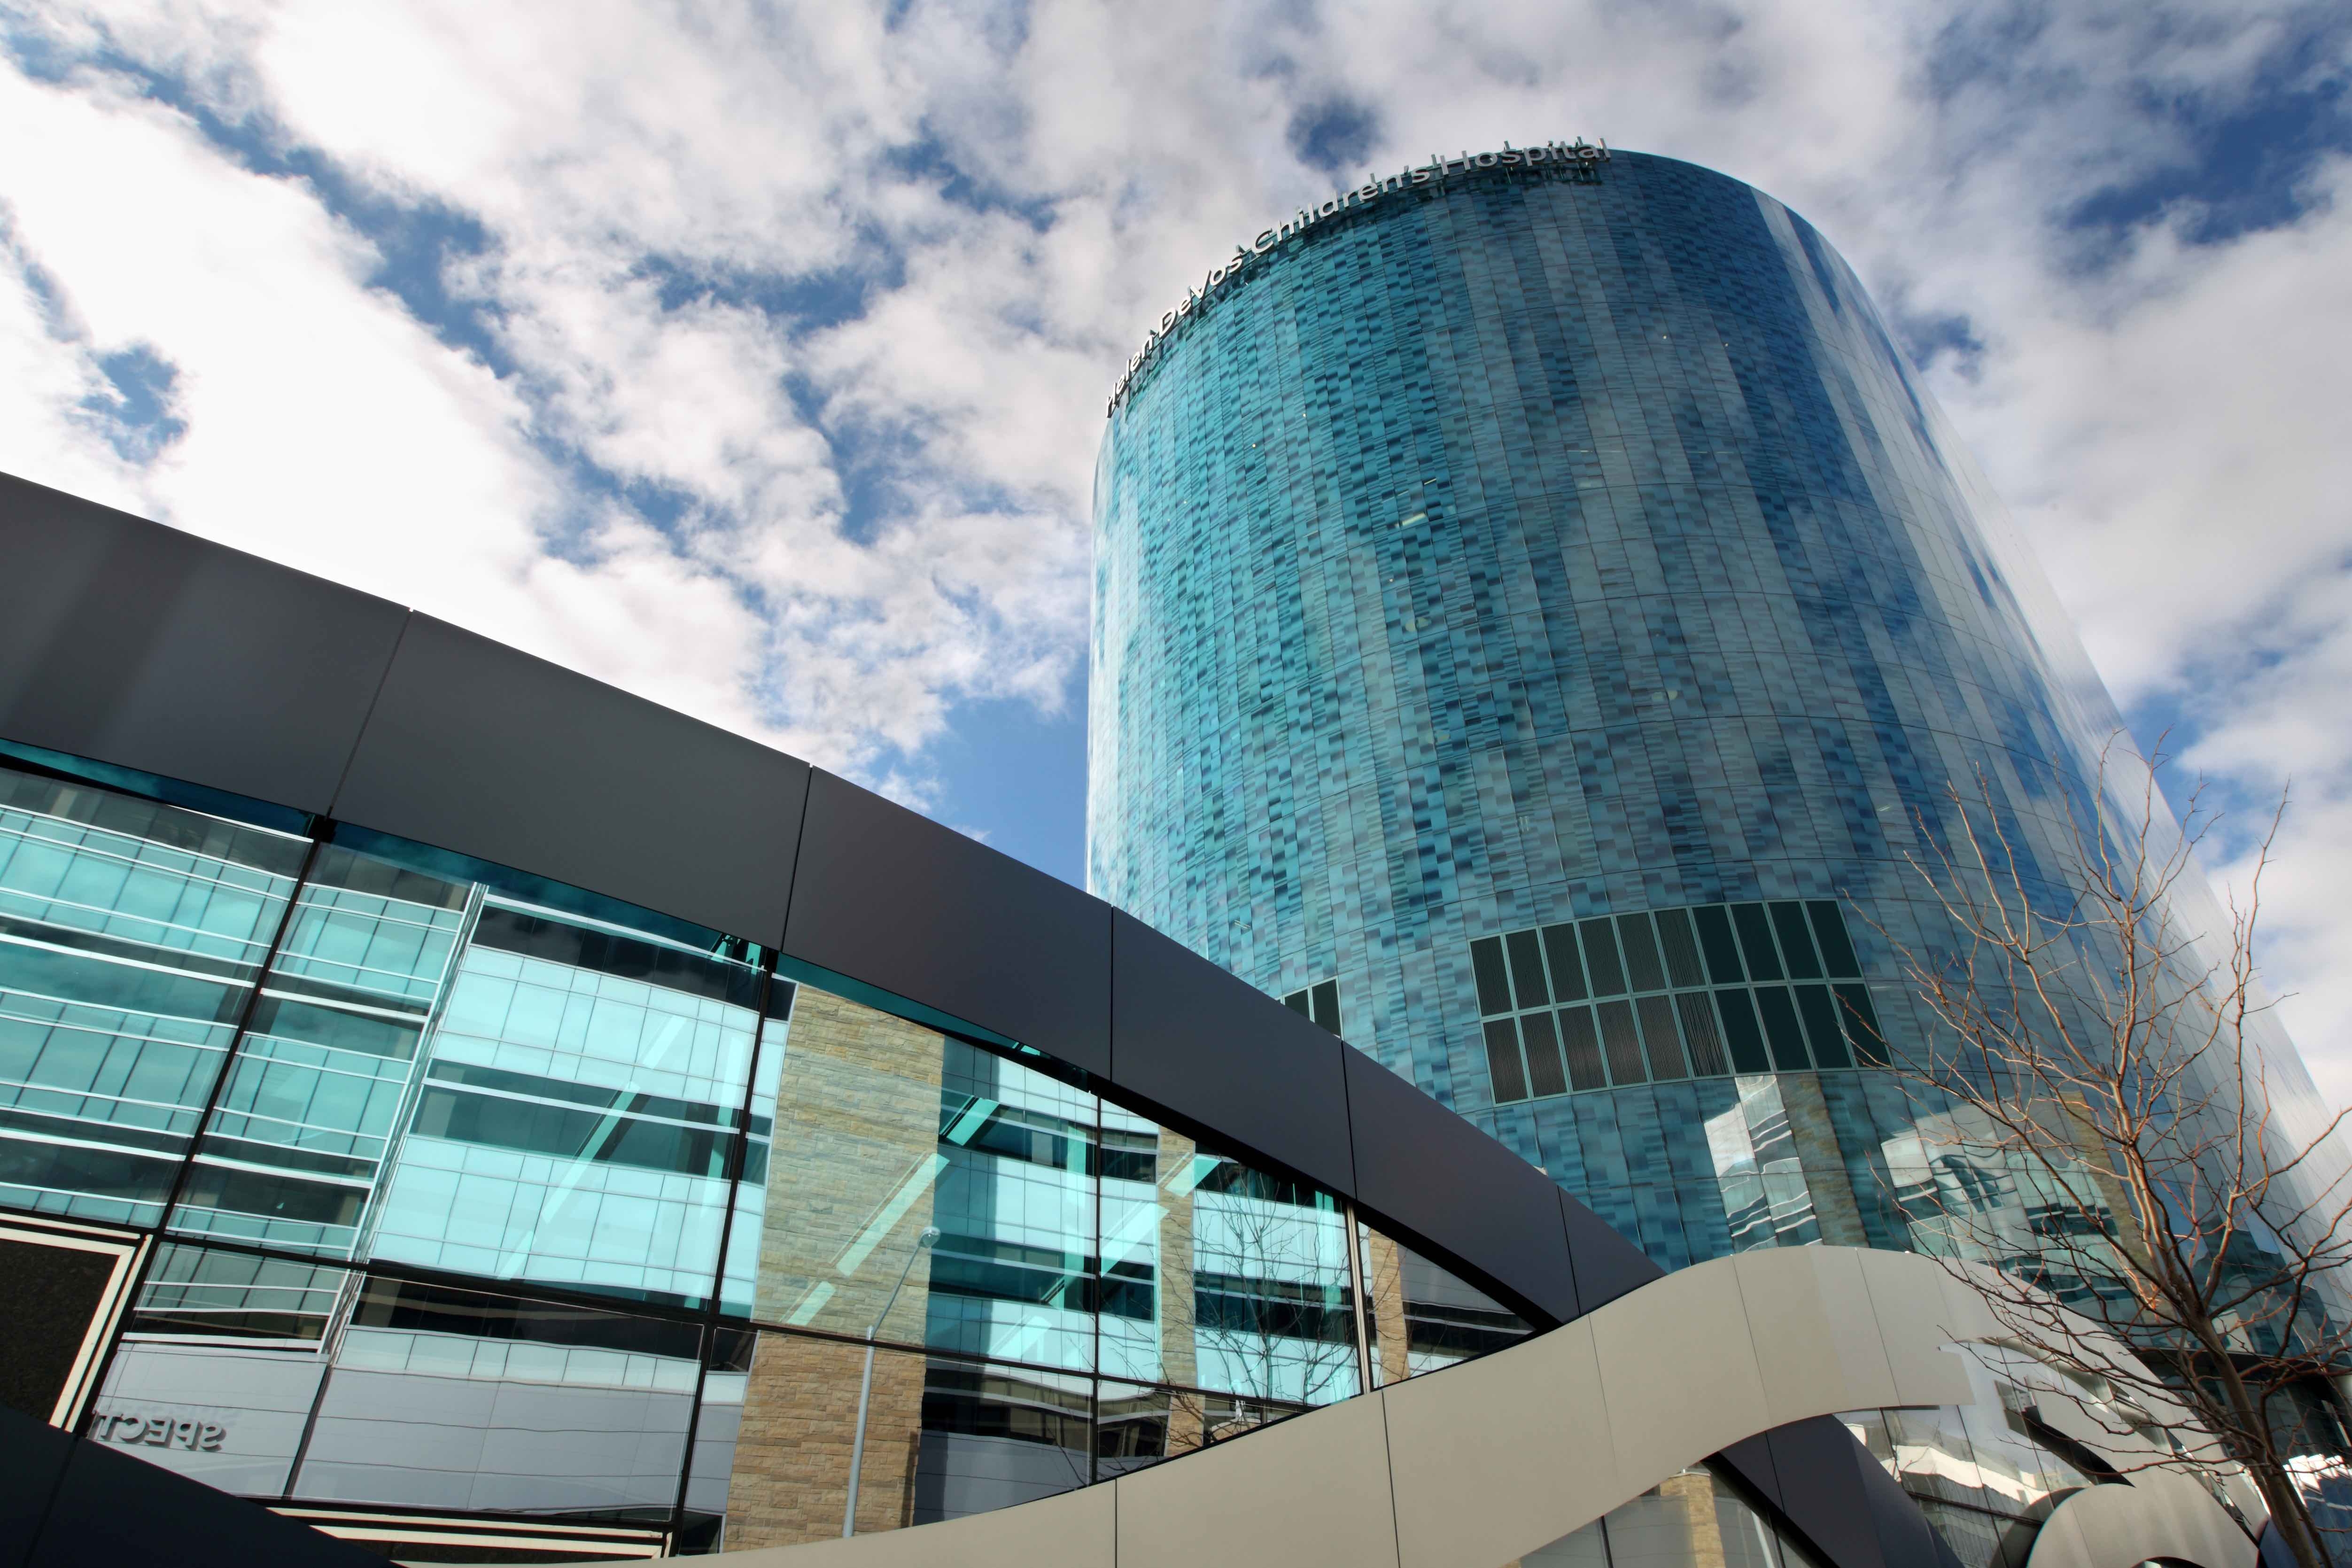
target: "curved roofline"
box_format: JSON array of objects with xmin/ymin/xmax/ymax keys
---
[{"xmin": 0, "ymin": 468, "xmax": 1945, "ymax": 1568}]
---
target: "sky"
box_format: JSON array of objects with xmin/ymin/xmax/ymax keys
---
[{"xmin": 1, "ymin": 0, "xmax": 2347, "ymax": 1109}]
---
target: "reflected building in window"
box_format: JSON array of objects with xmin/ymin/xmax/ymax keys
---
[{"xmin": 0, "ymin": 743, "xmax": 1497, "ymax": 1559}]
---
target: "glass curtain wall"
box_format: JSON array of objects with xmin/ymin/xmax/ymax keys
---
[
  {"xmin": 1517, "ymin": 1470, "xmax": 1820, "ymax": 1568},
  {"xmin": 0, "ymin": 760, "xmax": 308, "ymax": 1226},
  {"xmin": 2, "ymin": 745, "xmax": 1526, "ymax": 1556}
]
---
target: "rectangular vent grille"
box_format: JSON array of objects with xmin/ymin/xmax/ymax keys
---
[{"xmin": 1472, "ymin": 900, "xmax": 1886, "ymax": 1105}]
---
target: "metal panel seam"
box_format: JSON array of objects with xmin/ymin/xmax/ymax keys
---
[
  {"xmin": 774, "ymin": 762, "xmax": 818, "ymax": 952},
  {"xmin": 326, "ymin": 611, "xmax": 413, "ymax": 817}
]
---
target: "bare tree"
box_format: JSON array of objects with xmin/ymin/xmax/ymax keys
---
[
  {"xmin": 1182, "ymin": 1161, "xmax": 1361, "ymax": 1413},
  {"xmin": 1871, "ymin": 740, "xmax": 2352, "ymax": 1568}
]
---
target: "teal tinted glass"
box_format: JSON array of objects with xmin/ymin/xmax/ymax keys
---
[
  {"xmin": 170, "ymin": 843, "xmax": 466, "ymax": 1256},
  {"xmin": 0, "ymin": 763, "xmax": 308, "ymax": 1225},
  {"xmin": 1101, "ymin": 1126, "xmax": 1361, "ymax": 1406},
  {"xmin": 725, "ymin": 978, "xmax": 1099, "ymax": 1371},
  {"xmin": 371, "ymin": 899, "xmax": 761, "ymax": 1309}
]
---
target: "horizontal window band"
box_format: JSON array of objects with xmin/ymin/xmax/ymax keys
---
[
  {"xmin": 0, "ymin": 1105, "xmax": 195, "ymax": 1156},
  {"xmin": 424, "ymin": 1058, "xmax": 743, "ymax": 1130}
]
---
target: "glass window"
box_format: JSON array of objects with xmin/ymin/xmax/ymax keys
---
[
  {"xmin": 1521, "ymin": 1012, "xmax": 1568, "ymax": 1098},
  {"xmin": 1807, "ymin": 902, "xmax": 1862, "ymax": 978},
  {"xmin": 1094, "ymin": 1382, "xmax": 1301, "ymax": 1480},
  {"xmin": 695, "ymin": 1327, "xmax": 1088, "ymax": 1550},
  {"xmin": 914, "ymin": 1356, "xmax": 1093, "ymax": 1520},
  {"xmin": 1834, "ymin": 984, "xmax": 1888, "ymax": 1065},
  {"xmin": 1579, "ymin": 918, "xmax": 1628, "ymax": 998},
  {"xmin": 162, "ymin": 828, "xmax": 769, "ymax": 1313},
  {"xmin": 292, "ymin": 1276, "xmax": 700, "ymax": 1521},
  {"xmin": 1102, "ymin": 1128, "xmax": 1359, "ymax": 1406},
  {"xmin": 1485, "ymin": 1019, "xmax": 1529, "ymax": 1103},
  {"xmin": 363, "ymin": 890, "xmax": 763, "ymax": 1311},
  {"xmin": 1793, "ymin": 986, "xmax": 1850, "ymax": 1069},
  {"xmin": 1309, "ymin": 979, "xmax": 1340, "ymax": 1036},
  {"xmin": 1543, "ymin": 924, "xmax": 1589, "ymax": 1002},
  {"xmin": 1715, "ymin": 991, "xmax": 1771, "ymax": 1074},
  {"xmin": 0, "ymin": 763, "xmax": 309, "ymax": 1226},
  {"xmin": 1598, "ymin": 1000, "xmax": 1646, "ymax": 1085},
  {"xmin": 1516, "ymin": 1470, "xmax": 1819, "ymax": 1567},
  {"xmin": 168, "ymin": 843, "xmax": 468, "ymax": 1258},
  {"xmin": 1560, "ymin": 1008, "xmax": 1606, "ymax": 1091},
  {"xmin": 1693, "ymin": 906, "xmax": 1744, "ymax": 984},
  {"xmin": 1506, "ymin": 929, "xmax": 1550, "ymax": 1009},
  {"xmin": 1616, "ymin": 913, "xmax": 1666, "ymax": 994},
  {"xmin": 1752, "ymin": 988, "xmax": 1810, "ymax": 1071},
  {"xmin": 1281, "ymin": 981, "xmax": 1342, "ymax": 1036},
  {"xmin": 1676, "ymin": 994, "xmax": 1728, "ymax": 1077},
  {"xmin": 1769, "ymin": 903, "xmax": 1822, "ymax": 980},
  {"xmin": 727, "ymin": 980, "xmax": 1098, "ymax": 1374},
  {"xmin": 1470, "ymin": 938, "xmax": 1512, "ymax": 1015},
  {"xmin": 1473, "ymin": 901, "xmax": 1886, "ymax": 1101},
  {"xmin": 1357, "ymin": 1222, "xmax": 1530, "ymax": 1387},
  {"xmin": 1731, "ymin": 905, "xmax": 1784, "ymax": 982},
  {"xmin": 1636, "ymin": 995, "xmax": 1687, "ymax": 1081},
  {"xmin": 92, "ymin": 1243, "xmax": 346, "ymax": 1497},
  {"xmin": 1654, "ymin": 908, "xmax": 1707, "ymax": 989}
]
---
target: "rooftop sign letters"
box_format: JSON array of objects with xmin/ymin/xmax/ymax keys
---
[{"xmin": 1105, "ymin": 139, "xmax": 1611, "ymax": 416}]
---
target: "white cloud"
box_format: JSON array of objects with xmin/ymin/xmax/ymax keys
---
[{"xmin": 0, "ymin": 0, "xmax": 2346, "ymax": 1110}]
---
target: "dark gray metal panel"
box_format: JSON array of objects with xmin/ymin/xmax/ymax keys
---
[
  {"xmin": 1342, "ymin": 1049, "xmax": 1580, "ymax": 1324},
  {"xmin": 1758, "ymin": 1414, "xmax": 1963, "ymax": 1568},
  {"xmin": 331, "ymin": 615, "xmax": 805, "ymax": 946},
  {"xmin": 0, "ymin": 473, "xmax": 405, "ymax": 813},
  {"xmin": 1108, "ymin": 912, "xmax": 1355, "ymax": 1196},
  {"xmin": 1558, "ymin": 1187, "xmax": 1666, "ymax": 1316},
  {"xmin": 11, "ymin": 1408, "xmax": 380, "ymax": 1567},
  {"xmin": 781, "ymin": 769, "xmax": 1110, "ymax": 1079},
  {"xmin": 0, "ymin": 1406, "xmax": 70, "ymax": 1568},
  {"xmin": 1716, "ymin": 1433, "xmax": 1784, "ymax": 1513}
]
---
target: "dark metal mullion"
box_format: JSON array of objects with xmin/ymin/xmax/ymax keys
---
[
  {"xmin": 668, "ymin": 947, "xmax": 779, "ymax": 1551},
  {"xmin": 1088, "ymin": 1085, "xmax": 1105, "ymax": 1485},
  {"xmin": 73, "ymin": 828, "xmax": 327, "ymax": 1438}
]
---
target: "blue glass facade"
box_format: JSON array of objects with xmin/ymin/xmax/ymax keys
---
[{"xmin": 1085, "ymin": 149, "xmax": 2328, "ymax": 1273}]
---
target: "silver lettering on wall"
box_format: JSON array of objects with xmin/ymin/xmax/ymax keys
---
[
  {"xmin": 93, "ymin": 1409, "xmax": 228, "ymax": 1451},
  {"xmin": 1106, "ymin": 138, "xmax": 1611, "ymax": 415}
]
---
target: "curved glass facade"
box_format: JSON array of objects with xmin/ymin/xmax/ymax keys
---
[
  {"xmin": 0, "ymin": 739, "xmax": 1521, "ymax": 1557},
  {"xmin": 1086, "ymin": 150, "xmax": 2336, "ymax": 1276}
]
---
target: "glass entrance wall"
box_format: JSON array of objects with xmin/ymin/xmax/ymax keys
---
[{"xmin": 9, "ymin": 739, "xmax": 1523, "ymax": 1554}]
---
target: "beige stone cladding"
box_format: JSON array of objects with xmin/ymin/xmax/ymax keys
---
[
  {"xmin": 1777, "ymin": 1072, "xmax": 1870, "ymax": 1248},
  {"xmin": 752, "ymin": 986, "xmax": 947, "ymax": 1338},
  {"xmin": 725, "ymin": 1332, "xmax": 927, "ymax": 1548},
  {"xmin": 725, "ymin": 986, "xmax": 951, "ymax": 1547}
]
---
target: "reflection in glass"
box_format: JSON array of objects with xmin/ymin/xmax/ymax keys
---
[
  {"xmin": 293, "ymin": 1276, "xmax": 700, "ymax": 1520},
  {"xmin": 726, "ymin": 982, "xmax": 1098, "ymax": 1372},
  {"xmin": 1824, "ymin": 1335, "xmax": 2236, "ymax": 1568},
  {"xmin": 1099, "ymin": 1110, "xmax": 1360, "ymax": 1405},
  {"xmin": 93, "ymin": 1243, "xmax": 349, "ymax": 1497},
  {"xmin": 698, "ymin": 1329, "xmax": 1091, "ymax": 1551},
  {"xmin": 1518, "ymin": 1470, "xmax": 1815, "ymax": 1567},
  {"xmin": 1357, "ymin": 1222, "xmax": 1530, "ymax": 1386},
  {"xmin": 1094, "ymin": 1381, "xmax": 1302, "ymax": 1480},
  {"xmin": 366, "ymin": 893, "xmax": 763, "ymax": 1308},
  {"xmin": 170, "ymin": 844, "xmax": 468, "ymax": 1256},
  {"xmin": 0, "ymin": 764, "xmax": 307, "ymax": 1224}
]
